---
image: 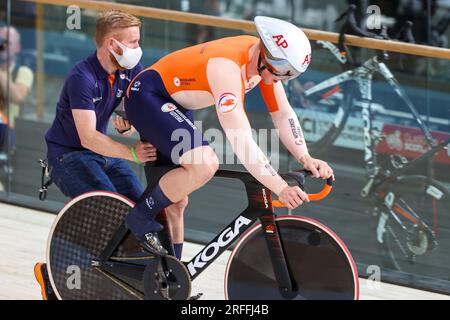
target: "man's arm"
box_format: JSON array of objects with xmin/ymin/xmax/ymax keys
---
[
  {"xmin": 264, "ymin": 81, "xmax": 309, "ymax": 162},
  {"xmin": 73, "ymin": 110, "xmax": 156, "ymax": 163},
  {"xmin": 68, "ymin": 73, "xmax": 155, "ymax": 163},
  {"xmin": 207, "ymin": 58, "xmax": 310, "ymax": 208},
  {"xmin": 263, "ymin": 81, "xmax": 334, "ymax": 179},
  {"xmin": 207, "ymin": 57, "xmax": 291, "ymax": 195},
  {"xmin": 73, "ymin": 109, "xmax": 136, "ymax": 160}
]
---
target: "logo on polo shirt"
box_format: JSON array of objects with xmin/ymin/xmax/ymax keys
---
[
  {"xmin": 119, "ymin": 74, "xmax": 132, "ymax": 82},
  {"xmin": 130, "ymin": 81, "xmax": 141, "ymax": 92},
  {"xmin": 93, "ymin": 96, "xmax": 102, "ymax": 103}
]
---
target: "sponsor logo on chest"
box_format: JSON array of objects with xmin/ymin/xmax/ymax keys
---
[{"xmin": 173, "ymin": 77, "xmax": 196, "ymax": 87}]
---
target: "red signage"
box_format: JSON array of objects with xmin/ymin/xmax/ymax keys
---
[{"xmin": 377, "ymin": 124, "xmax": 450, "ymax": 164}]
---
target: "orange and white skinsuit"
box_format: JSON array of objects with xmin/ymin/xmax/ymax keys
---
[{"xmin": 125, "ymin": 35, "xmax": 309, "ymax": 196}]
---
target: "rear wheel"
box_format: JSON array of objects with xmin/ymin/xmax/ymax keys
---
[
  {"xmin": 47, "ymin": 192, "xmax": 146, "ymax": 300},
  {"xmin": 225, "ymin": 216, "xmax": 359, "ymax": 300}
]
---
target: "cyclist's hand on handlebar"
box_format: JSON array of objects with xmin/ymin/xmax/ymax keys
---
[
  {"xmin": 299, "ymin": 154, "xmax": 335, "ymax": 180},
  {"xmin": 133, "ymin": 141, "xmax": 157, "ymax": 163},
  {"xmin": 279, "ymin": 186, "xmax": 310, "ymax": 210}
]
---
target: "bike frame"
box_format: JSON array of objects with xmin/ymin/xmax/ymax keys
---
[{"xmin": 94, "ymin": 165, "xmax": 295, "ymax": 294}]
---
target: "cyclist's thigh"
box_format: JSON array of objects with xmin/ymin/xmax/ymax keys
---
[
  {"xmin": 125, "ymin": 72, "xmax": 208, "ymax": 164},
  {"xmin": 48, "ymin": 151, "xmax": 117, "ymax": 198},
  {"xmin": 106, "ymin": 158, "xmax": 144, "ymax": 203}
]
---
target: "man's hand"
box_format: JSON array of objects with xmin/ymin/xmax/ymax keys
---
[
  {"xmin": 299, "ymin": 154, "xmax": 334, "ymax": 180},
  {"xmin": 133, "ymin": 141, "xmax": 157, "ymax": 163},
  {"xmin": 278, "ymin": 185, "xmax": 310, "ymax": 210},
  {"xmin": 111, "ymin": 115, "xmax": 134, "ymax": 135}
]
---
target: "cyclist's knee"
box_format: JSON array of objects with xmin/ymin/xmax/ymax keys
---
[
  {"xmin": 180, "ymin": 146, "xmax": 219, "ymax": 185},
  {"xmin": 201, "ymin": 148, "xmax": 219, "ymax": 177},
  {"xmin": 170, "ymin": 196, "xmax": 189, "ymax": 212},
  {"xmin": 193, "ymin": 163, "xmax": 218, "ymax": 186}
]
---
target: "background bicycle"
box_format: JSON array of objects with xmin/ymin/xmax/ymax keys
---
[{"xmin": 293, "ymin": 4, "xmax": 450, "ymax": 286}]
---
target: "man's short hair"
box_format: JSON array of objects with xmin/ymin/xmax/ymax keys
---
[{"xmin": 95, "ymin": 10, "xmax": 141, "ymax": 47}]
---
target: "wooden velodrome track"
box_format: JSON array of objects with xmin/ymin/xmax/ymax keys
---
[{"xmin": 0, "ymin": 202, "xmax": 449, "ymax": 300}]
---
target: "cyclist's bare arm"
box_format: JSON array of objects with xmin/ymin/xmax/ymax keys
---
[
  {"xmin": 263, "ymin": 81, "xmax": 309, "ymax": 161},
  {"xmin": 72, "ymin": 109, "xmax": 156, "ymax": 163},
  {"xmin": 207, "ymin": 58, "xmax": 308, "ymax": 207},
  {"xmin": 263, "ymin": 82, "xmax": 334, "ymax": 179}
]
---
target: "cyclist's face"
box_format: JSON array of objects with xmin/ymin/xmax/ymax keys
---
[
  {"xmin": 261, "ymin": 68, "xmax": 281, "ymax": 85},
  {"xmin": 259, "ymin": 56, "xmax": 293, "ymax": 84}
]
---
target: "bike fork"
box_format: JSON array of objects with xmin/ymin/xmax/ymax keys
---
[{"xmin": 259, "ymin": 215, "xmax": 296, "ymax": 299}]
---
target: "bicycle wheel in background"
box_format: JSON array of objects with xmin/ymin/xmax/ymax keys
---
[
  {"xmin": 225, "ymin": 216, "xmax": 359, "ymax": 300},
  {"xmin": 47, "ymin": 192, "xmax": 145, "ymax": 300},
  {"xmin": 376, "ymin": 175, "xmax": 450, "ymax": 280}
]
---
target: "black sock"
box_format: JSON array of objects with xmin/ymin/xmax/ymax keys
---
[
  {"xmin": 125, "ymin": 183, "xmax": 173, "ymax": 238},
  {"xmin": 173, "ymin": 243, "xmax": 183, "ymax": 260}
]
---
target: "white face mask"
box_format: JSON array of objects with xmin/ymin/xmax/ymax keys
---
[{"xmin": 109, "ymin": 39, "xmax": 142, "ymax": 69}]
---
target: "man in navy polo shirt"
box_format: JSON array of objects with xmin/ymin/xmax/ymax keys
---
[
  {"xmin": 34, "ymin": 10, "xmax": 159, "ymax": 300},
  {"xmin": 44, "ymin": 10, "xmax": 155, "ymax": 200}
]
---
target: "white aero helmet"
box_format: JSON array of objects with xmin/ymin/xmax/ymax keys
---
[{"xmin": 254, "ymin": 16, "xmax": 312, "ymax": 81}]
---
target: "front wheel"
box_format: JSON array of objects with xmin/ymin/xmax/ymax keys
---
[{"xmin": 225, "ymin": 216, "xmax": 359, "ymax": 300}]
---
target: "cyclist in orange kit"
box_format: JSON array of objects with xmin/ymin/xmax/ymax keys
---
[{"xmin": 124, "ymin": 16, "xmax": 334, "ymax": 257}]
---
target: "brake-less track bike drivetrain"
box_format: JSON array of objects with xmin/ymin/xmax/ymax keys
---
[{"xmin": 46, "ymin": 165, "xmax": 359, "ymax": 300}]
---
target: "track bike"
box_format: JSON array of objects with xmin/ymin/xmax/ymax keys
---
[
  {"xmin": 301, "ymin": 5, "xmax": 450, "ymax": 279},
  {"xmin": 45, "ymin": 164, "xmax": 359, "ymax": 300}
]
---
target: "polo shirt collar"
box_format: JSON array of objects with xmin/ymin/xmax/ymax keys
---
[{"xmin": 89, "ymin": 51, "xmax": 110, "ymax": 80}]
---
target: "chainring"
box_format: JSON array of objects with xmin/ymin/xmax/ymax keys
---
[{"xmin": 143, "ymin": 256, "xmax": 191, "ymax": 300}]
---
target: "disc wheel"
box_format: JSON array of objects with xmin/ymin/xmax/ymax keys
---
[
  {"xmin": 225, "ymin": 216, "xmax": 359, "ymax": 300},
  {"xmin": 47, "ymin": 191, "xmax": 143, "ymax": 300}
]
